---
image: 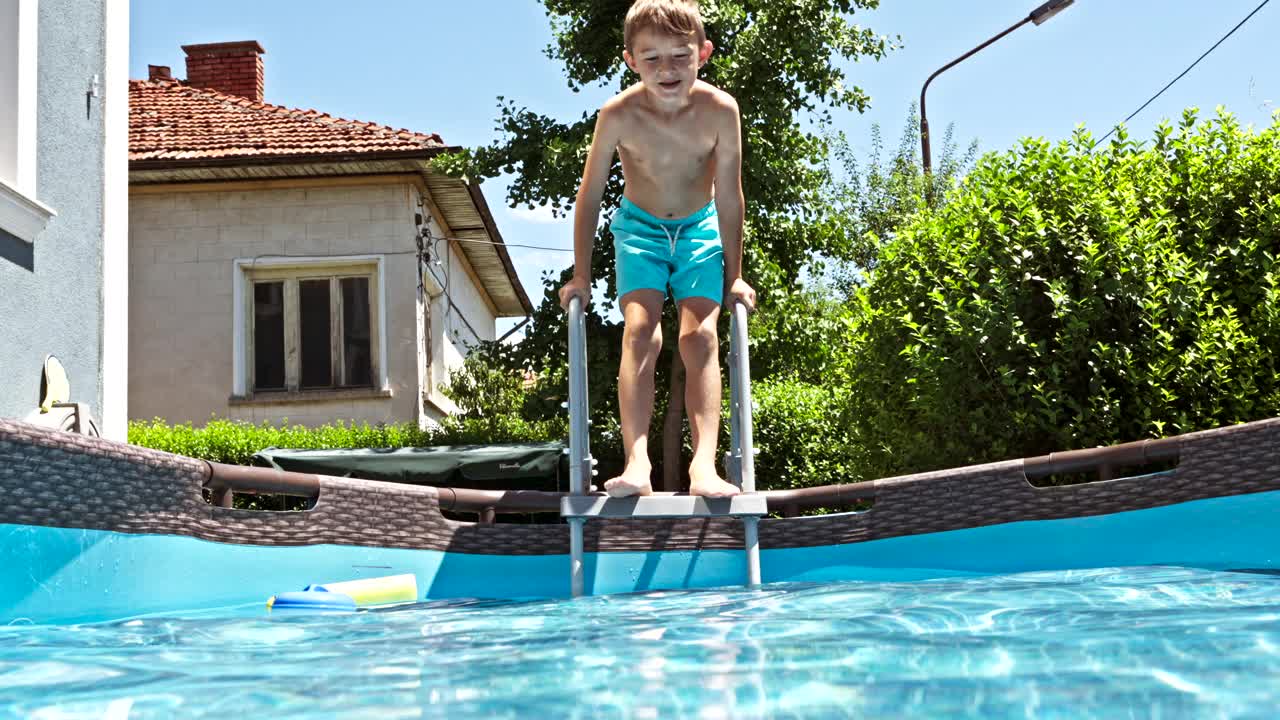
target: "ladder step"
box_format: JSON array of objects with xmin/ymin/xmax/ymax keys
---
[{"xmin": 560, "ymin": 493, "xmax": 767, "ymax": 519}]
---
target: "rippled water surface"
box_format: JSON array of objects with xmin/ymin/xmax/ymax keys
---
[{"xmin": 3, "ymin": 566, "xmax": 1280, "ymax": 719}]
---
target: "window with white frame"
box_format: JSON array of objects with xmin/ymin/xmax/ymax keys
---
[
  {"xmin": 235, "ymin": 258, "xmax": 386, "ymax": 395},
  {"xmin": 0, "ymin": 0, "xmax": 55, "ymax": 243}
]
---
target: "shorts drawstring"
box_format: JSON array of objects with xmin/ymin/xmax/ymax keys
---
[{"xmin": 661, "ymin": 223, "xmax": 683, "ymax": 255}]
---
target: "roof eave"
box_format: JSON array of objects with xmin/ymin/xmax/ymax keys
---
[
  {"xmin": 128, "ymin": 145, "xmax": 454, "ymax": 172},
  {"xmin": 465, "ymin": 181, "xmax": 534, "ymax": 316}
]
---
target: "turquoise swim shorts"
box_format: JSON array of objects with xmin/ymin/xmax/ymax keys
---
[{"xmin": 611, "ymin": 197, "xmax": 724, "ymax": 305}]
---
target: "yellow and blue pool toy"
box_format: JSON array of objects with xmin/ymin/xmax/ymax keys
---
[{"xmin": 267, "ymin": 574, "xmax": 418, "ymax": 612}]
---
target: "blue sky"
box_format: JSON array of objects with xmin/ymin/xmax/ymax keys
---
[{"xmin": 130, "ymin": 0, "xmax": 1277, "ymax": 336}]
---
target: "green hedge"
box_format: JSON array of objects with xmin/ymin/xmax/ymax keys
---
[
  {"xmin": 846, "ymin": 108, "xmax": 1280, "ymax": 480},
  {"xmin": 748, "ymin": 376, "xmax": 863, "ymax": 490},
  {"xmin": 129, "ymin": 415, "xmax": 568, "ymax": 466},
  {"xmin": 127, "ymin": 379, "xmax": 856, "ymax": 493}
]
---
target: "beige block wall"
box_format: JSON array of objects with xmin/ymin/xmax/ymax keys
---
[{"xmin": 129, "ymin": 179, "xmax": 498, "ymax": 428}]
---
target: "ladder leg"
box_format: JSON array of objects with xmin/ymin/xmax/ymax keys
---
[
  {"xmin": 569, "ymin": 517, "xmax": 586, "ymax": 597},
  {"xmin": 727, "ymin": 312, "xmax": 742, "ymax": 487},
  {"xmin": 565, "ymin": 296, "xmax": 591, "ymax": 598},
  {"xmin": 743, "ymin": 516, "xmax": 761, "ymax": 586}
]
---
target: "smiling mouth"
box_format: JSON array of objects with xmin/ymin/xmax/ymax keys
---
[{"xmin": 658, "ymin": 79, "xmax": 681, "ymax": 90}]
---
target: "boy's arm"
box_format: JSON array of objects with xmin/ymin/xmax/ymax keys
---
[
  {"xmin": 560, "ymin": 102, "xmax": 622, "ymax": 310},
  {"xmin": 713, "ymin": 95, "xmax": 754, "ymax": 310}
]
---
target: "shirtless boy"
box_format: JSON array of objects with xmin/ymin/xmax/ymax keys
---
[{"xmin": 557, "ymin": 0, "xmax": 757, "ymax": 498}]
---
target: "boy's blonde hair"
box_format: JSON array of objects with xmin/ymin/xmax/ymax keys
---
[{"xmin": 624, "ymin": 0, "xmax": 706, "ymax": 53}]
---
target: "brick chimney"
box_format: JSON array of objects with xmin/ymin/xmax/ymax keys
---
[
  {"xmin": 181, "ymin": 41, "xmax": 265, "ymax": 102},
  {"xmin": 148, "ymin": 64, "xmax": 172, "ymax": 82}
]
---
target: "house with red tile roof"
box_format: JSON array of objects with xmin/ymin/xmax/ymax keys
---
[{"xmin": 129, "ymin": 41, "xmax": 531, "ymax": 428}]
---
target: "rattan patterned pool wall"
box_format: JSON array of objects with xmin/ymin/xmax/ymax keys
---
[{"xmin": 1, "ymin": 417, "xmax": 1278, "ymax": 554}]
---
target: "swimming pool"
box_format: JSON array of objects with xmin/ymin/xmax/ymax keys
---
[
  {"xmin": 2, "ymin": 417, "xmax": 1279, "ymax": 716},
  {"xmin": 4, "ymin": 565, "xmax": 1279, "ymax": 718},
  {"xmin": 4, "ymin": 415, "xmax": 1279, "ymax": 622}
]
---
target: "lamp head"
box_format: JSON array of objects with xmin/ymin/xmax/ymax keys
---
[{"xmin": 1030, "ymin": 0, "xmax": 1075, "ymax": 25}]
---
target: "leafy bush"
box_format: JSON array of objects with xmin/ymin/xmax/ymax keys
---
[
  {"xmin": 439, "ymin": 283, "xmax": 863, "ymax": 492},
  {"xmin": 847, "ymin": 108, "xmax": 1280, "ymax": 480},
  {"xmin": 129, "ymin": 414, "xmax": 567, "ymax": 466},
  {"xmin": 127, "ymin": 381, "xmax": 859, "ymax": 495},
  {"xmin": 746, "ymin": 376, "xmax": 864, "ymax": 490},
  {"xmin": 747, "ymin": 286, "xmax": 859, "ymax": 384}
]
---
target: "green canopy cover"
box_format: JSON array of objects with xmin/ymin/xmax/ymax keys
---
[{"xmin": 252, "ymin": 442, "xmax": 568, "ymax": 492}]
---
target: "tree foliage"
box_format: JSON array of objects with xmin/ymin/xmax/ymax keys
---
[
  {"xmin": 437, "ymin": 0, "xmax": 893, "ymax": 300},
  {"xmin": 826, "ymin": 103, "xmax": 978, "ymax": 274},
  {"xmin": 433, "ymin": 0, "xmax": 896, "ymax": 479},
  {"xmin": 440, "ymin": 1, "xmax": 892, "ymax": 273}
]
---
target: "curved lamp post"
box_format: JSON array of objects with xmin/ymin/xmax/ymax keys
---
[{"xmin": 920, "ymin": 0, "xmax": 1074, "ymax": 179}]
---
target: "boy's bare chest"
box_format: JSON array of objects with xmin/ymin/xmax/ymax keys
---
[{"xmin": 617, "ymin": 117, "xmax": 717, "ymax": 179}]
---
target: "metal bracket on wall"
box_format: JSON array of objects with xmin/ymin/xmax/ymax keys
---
[{"xmin": 86, "ymin": 74, "xmax": 100, "ymax": 119}]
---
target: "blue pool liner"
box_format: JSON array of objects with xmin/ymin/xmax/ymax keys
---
[{"xmin": 4, "ymin": 488, "xmax": 1278, "ymax": 624}]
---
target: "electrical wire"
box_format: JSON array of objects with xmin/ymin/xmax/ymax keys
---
[
  {"xmin": 245, "ymin": 214, "xmax": 546, "ymax": 347},
  {"xmin": 449, "ymin": 235, "xmax": 573, "ymax": 253},
  {"xmin": 422, "ymin": 226, "xmax": 485, "ymax": 345},
  {"xmin": 246, "ymin": 244, "xmax": 486, "ymax": 347},
  {"xmin": 1093, "ymin": 0, "xmax": 1272, "ymax": 149}
]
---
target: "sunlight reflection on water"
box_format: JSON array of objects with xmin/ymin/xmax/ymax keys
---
[{"xmin": 2, "ymin": 566, "xmax": 1279, "ymax": 719}]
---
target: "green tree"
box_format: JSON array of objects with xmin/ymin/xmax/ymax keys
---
[
  {"xmin": 825, "ymin": 103, "xmax": 978, "ymax": 283},
  {"xmin": 435, "ymin": 0, "xmax": 896, "ymax": 483}
]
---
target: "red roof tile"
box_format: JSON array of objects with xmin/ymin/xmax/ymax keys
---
[{"xmin": 129, "ymin": 79, "xmax": 446, "ymax": 163}]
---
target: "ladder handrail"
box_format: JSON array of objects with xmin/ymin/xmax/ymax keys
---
[
  {"xmin": 564, "ymin": 296, "xmax": 759, "ymax": 594},
  {"xmin": 728, "ymin": 301, "xmax": 755, "ymax": 493},
  {"xmin": 567, "ymin": 297, "xmax": 754, "ymax": 495},
  {"xmin": 567, "ymin": 295, "xmax": 591, "ymax": 495},
  {"xmin": 727, "ymin": 301, "xmax": 761, "ymax": 586}
]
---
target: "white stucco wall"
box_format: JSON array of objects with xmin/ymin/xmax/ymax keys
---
[
  {"xmin": 128, "ymin": 179, "xmax": 497, "ymax": 428},
  {"xmin": 419, "ymin": 201, "xmax": 498, "ymax": 420},
  {"xmin": 1, "ymin": 0, "xmax": 129, "ymax": 441}
]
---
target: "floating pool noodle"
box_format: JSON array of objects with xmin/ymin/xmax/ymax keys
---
[
  {"xmin": 307, "ymin": 574, "xmax": 418, "ymax": 607},
  {"xmin": 267, "ymin": 574, "xmax": 418, "ymax": 611},
  {"xmin": 267, "ymin": 590, "xmax": 357, "ymax": 612}
]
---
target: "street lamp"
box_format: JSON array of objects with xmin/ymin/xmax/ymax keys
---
[{"xmin": 920, "ymin": 0, "xmax": 1074, "ymax": 178}]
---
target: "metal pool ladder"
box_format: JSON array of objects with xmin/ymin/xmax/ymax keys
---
[{"xmin": 559, "ymin": 296, "xmax": 766, "ymax": 597}]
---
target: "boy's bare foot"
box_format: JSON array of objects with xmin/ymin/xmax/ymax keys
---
[
  {"xmin": 604, "ymin": 462, "xmax": 654, "ymax": 498},
  {"xmin": 688, "ymin": 462, "xmax": 741, "ymax": 498}
]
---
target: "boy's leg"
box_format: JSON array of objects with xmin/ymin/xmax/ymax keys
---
[
  {"xmin": 678, "ymin": 296, "xmax": 741, "ymax": 498},
  {"xmin": 605, "ymin": 288, "xmax": 666, "ymax": 498}
]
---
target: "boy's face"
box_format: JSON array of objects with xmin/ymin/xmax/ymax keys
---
[{"xmin": 624, "ymin": 28, "xmax": 713, "ymax": 104}]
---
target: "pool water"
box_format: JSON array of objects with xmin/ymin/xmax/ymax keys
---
[{"xmin": 3, "ymin": 566, "xmax": 1279, "ymax": 719}]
